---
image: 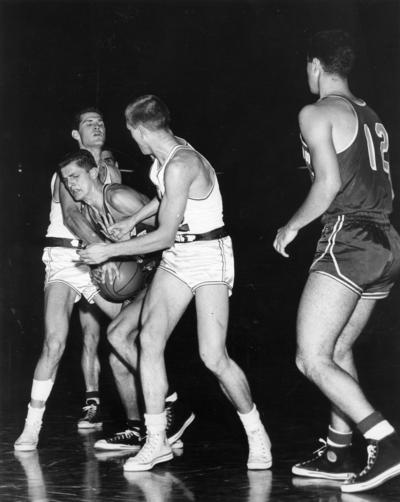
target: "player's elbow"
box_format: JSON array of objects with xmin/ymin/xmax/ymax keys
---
[
  {"xmin": 159, "ymin": 230, "xmax": 175, "ymax": 249},
  {"xmin": 328, "ymin": 178, "xmax": 342, "ymax": 200}
]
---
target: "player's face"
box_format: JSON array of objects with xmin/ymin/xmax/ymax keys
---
[
  {"xmin": 77, "ymin": 112, "xmax": 106, "ymax": 148},
  {"xmin": 126, "ymin": 122, "xmax": 151, "ymax": 155},
  {"xmin": 60, "ymin": 162, "xmax": 95, "ymax": 201},
  {"xmin": 101, "ymin": 150, "xmax": 117, "ymax": 170},
  {"xmin": 307, "ymin": 60, "xmax": 319, "ymax": 95}
]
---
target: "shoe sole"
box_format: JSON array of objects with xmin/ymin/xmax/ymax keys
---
[
  {"xmin": 292, "ymin": 465, "xmax": 354, "ymax": 481},
  {"xmin": 248, "ymin": 459, "xmax": 273, "ymax": 470},
  {"xmin": 167, "ymin": 413, "xmax": 195, "ymax": 445},
  {"xmin": 78, "ymin": 422, "xmax": 103, "ymax": 430},
  {"xmin": 341, "ymin": 462, "xmax": 400, "ymax": 493},
  {"xmin": 94, "ymin": 441, "xmax": 141, "ymax": 451},
  {"xmin": 14, "ymin": 443, "xmax": 38, "ymax": 452},
  {"xmin": 123, "ymin": 451, "xmax": 174, "ymax": 472}
]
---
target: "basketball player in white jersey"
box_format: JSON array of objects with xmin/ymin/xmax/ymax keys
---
[
  {"xmin": 14, "ymin": 109, "xmax": 122, "ymax": 451},
  {"xmin": 80, "ymin": 95, "xmax": 272, "ymax": 472},
  {"xmin": 62, "ymin": 111, "xmax": 123, "ymax": 428}
]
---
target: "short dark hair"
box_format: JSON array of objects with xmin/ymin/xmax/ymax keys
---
[
  {"xmin": 125, "ymin": 95, "xmax": 170, "ymax": 131},
  {"xmin": 72, "ymin": 107, "xmax": 103, "ymax": 130},
  {"xmin": 58, "ymin": 149, "xmax": 97, "ymax": 172},
  {"xmin": 308, "ymin": 30, "xmax": 355, "ymax": 77}
]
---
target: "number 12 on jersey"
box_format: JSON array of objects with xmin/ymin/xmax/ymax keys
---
[{"xmin": 364, "ymin": 123, "xmax": 390, "ymax": 174}]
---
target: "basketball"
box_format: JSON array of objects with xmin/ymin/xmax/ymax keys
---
[{"xmin": 98, "ymin": 259, "xmax": 145, "ymax": 302}]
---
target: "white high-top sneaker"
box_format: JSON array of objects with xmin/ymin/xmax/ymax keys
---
[
  {"xmin": 14, "ymin": 418, "xmax": 43, "ymax": 451},
  {"xmin": 123, "ymin": 432, "xmax": 173, "ymax": 472},
  {"xmin": 247, "ymin": 426, "xmax": 273, "ymax": 470}
]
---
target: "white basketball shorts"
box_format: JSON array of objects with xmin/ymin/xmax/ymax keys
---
[
  {"xmin": 42, "ymin": 247, "xmax": 99, "ymax": 303},
  {"xmin": 159, "ymin": 236, "xmax": 234, "ymax": 295}
]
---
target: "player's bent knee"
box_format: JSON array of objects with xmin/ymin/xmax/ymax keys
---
[
  {"xmin": 107, "ymin": 323, "xmax": 129, "ymax": 350},
  {"xmin": 200, "ymin": 350, "xmax": 228, "ymax": 376},
  {"xmin": 42, "ymin": 336, "xmax": 66, "ymax": 362},
  {"xmin": 333, "ymin": 344, "xmax": 353, "ymax": 364},
  {"xmin": 296, "ymin": 351, "xmax": 330, "ymax": 382}
]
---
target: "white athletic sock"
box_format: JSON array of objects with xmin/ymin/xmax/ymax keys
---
[
  {"xmin": 144, "ymin": 411, "xmax": 167, "ymax": 435},
  {"xmin": 26, "ymin": 404, "xmax": 45, "ymax": 424},
  {"xmin": 237, "ymin": 404, "xmax": 263, "ymax": 434},
  {"xmin": 364, "ymin": 420, "xmax": 395, "ymax": 441},
  {"xmin": 30, "ymin": 379, "xmax": 54, "ymax": 403}
]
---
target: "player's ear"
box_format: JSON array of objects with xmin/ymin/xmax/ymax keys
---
[
  {"xmin": 71, "ymin": 129, "xmax": 80, "ymax": 142},
  {"xmin": 311, "ymin": 57, "xmax": 321, "ymax": 72},
  {"xmin": 89, "ymin": 167, "xmax": 99, "ymax": 179},
  {"xmin": 138, "ymin": 125, "xmax": 146, "ymax": 139}
]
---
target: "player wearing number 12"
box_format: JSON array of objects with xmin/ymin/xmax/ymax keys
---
[{"xmin": 273, "ymin": 30, "xmax": 400, "ymax": 493}]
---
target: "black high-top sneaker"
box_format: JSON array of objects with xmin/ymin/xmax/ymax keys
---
[
  {"xmin": 165, "ymin": 395, "xmax": 195, "ymax": 446},
  {"xmin": 78, "ymin": 399, "xmax": 102, "ymax": 429},
  {"xmin": 292, "ymin": 440, "xmax": 357, "ymax": 480},
  {"xmin": 94, "ymin": 421, "xmax": 145, "ymax": 451},
  {"xmin": 341, "ymin": 433, "xmax": 400, "ymax": 493}
]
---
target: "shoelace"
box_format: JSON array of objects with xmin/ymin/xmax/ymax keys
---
[
  {"xmin": 358, "ymin": 443, "xmax": 378, "ymax": 477},
  {"xmin": 248, "ymin": 428, "xmax": 271, "ymax": 457},
  {"xmin": 110, "ymin": 428, "xmax": 141, "ymax": 442},
  {"xmin": 82, "ymin": 404, "xmax": 97, "ymax": 420},
  {"xmin": 166, "ymin": 403, "xmax": 173, "ymax": 429},
  {"xmin": 135, "ymin": 434, "xmax": 163, "ymax": 462},
  {"xmin": 312, "ymin": 438, "xmax": 329, "ymax": 457}
]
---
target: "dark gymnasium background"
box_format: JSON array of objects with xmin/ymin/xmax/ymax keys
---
[{"xmin": 0, "ymin": 1, "xmax": 400, "ymax": 500}]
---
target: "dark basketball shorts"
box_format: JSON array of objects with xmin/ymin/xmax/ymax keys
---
[{"xmin": 310, "ymin": 214, "xmax": 400, "ymax": 299}]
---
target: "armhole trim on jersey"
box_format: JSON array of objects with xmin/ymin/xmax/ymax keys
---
[
  {"xmin": 331, "ymin": 96, "xmax": 359, "ymax": 154},
  {"xmin": 51, "ymin": 173, "xmax": 60, "ymax": 203}
]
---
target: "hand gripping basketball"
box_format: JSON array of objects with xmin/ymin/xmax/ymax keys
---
[{"xmin": 97, "ymin": 259, "xmax": 145, "ymax": 302}]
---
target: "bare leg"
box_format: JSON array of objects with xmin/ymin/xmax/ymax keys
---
[
  {"xmin": 106, "ymin": 288, "xmax": 147, "ymax": 421},
  {"xmin": 296, "ymin": 273, "xmax": 376, "ymax": 424},
  {"xmin": 139, "ymin": 270, "xmax": 193, "ymax": 415},
  {"xmin": 330, "ymin": 298, "xmax": 376, "ymax": 432},
  {"xmin": 79, "ymin": 303, "xmax": 101, "ymax": 394},
  {"xmin": 32, "ymin": 282, "xmax": 76, "ymax": 398},
  {"xmin": 195, "ymin": 284, "xmax": 252, "ymax": 413},
  {"xmin": 15, "ymin": 282, "xmax": 77, "ymax": 450}
]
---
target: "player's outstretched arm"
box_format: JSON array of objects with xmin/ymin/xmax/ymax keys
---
[
  {"xmin": 273, "ymin": 104, "xmax": 342, "ymax": 257},
  {"xmin": 107, "ymin": 195, "xmax": 160, "ymax": 240},
  {"xmin": 79, "ymin": 159, "xmax": 195, "ymax": 264},
  {"xmin": 58, "ymin": 174, "xmax": 104, "ymax": 244}
]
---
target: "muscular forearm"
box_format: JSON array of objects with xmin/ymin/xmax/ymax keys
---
[
  {"xmin": 285, "ymin": 179, "xmax": 339, "ymax": 231},
  {"xmin": 133, "ymin": 197, "xmax": 160, "ymax": 225},
  {"xmin": 103, "ymin": 228, "xmax": 173, "ymax": 259}
]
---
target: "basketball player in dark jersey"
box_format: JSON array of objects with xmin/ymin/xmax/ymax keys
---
[
  {"xmin": 59, "ymin": 149, "xmax": 195, "ymax": 452},
  {"xmin": 274, "ymin": 30, "xmax": 400, "ymax": 493}
]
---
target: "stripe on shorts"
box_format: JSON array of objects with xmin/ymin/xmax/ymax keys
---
[{"xmin": 312, "ymin": 215, "xmax": 363, "ymax": 296}]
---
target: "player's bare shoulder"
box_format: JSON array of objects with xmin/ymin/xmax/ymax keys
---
[
  {"xmin": 299, "ymin": 102, "xmax": 331, "ymax": 140},
  {"xmin": 106, "ymin": 184, "xmax": 149, "ymax": 209},
  {"xmin": 166, "ymin": 148, "xmax": 201, "ymax": 182}
]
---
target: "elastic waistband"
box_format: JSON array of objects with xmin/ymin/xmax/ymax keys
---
[
  {"xmin": 323, "ymin": 212, "xmax": 391, "ymax": 226},
  {"xmin": 175, "ymin": 226, "xmax": 228, "ymax": 243},
  {"xmin": 44, "ymin": 237, "xmax": 85, "ymax": 249}
]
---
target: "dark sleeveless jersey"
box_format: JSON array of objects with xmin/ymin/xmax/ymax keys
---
[
  {"xmin": 82, "ymin": 184, "xmax": 119, "ymax": 241},
  {"xmin": 301, "ymin": 95, "xmax": 393, "ymax": 222}
]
